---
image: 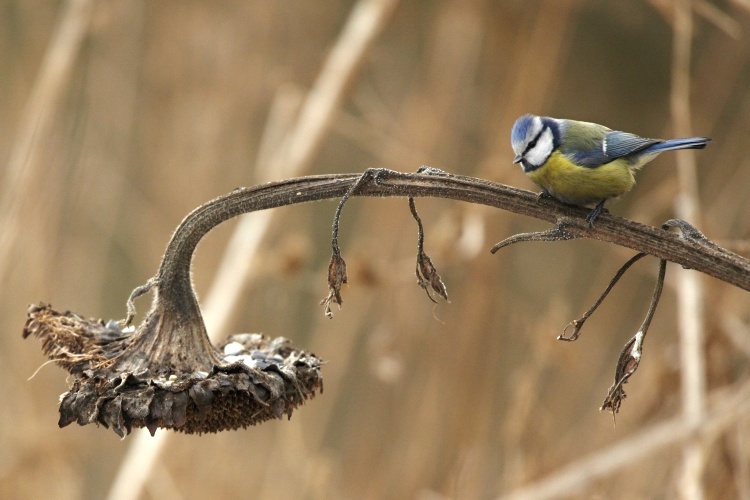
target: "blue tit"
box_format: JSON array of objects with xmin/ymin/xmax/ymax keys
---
[{"xmin": 510, "ymin": 114, "xmax": 710, "ymax": 226}]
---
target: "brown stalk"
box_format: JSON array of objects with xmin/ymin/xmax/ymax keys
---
[
  {"xmin": 23, "ymin": 169, "xmax": 750, "ymax": 438},
  {"xmin": 159, "ymin": 171, "xmax": 750, "ymax": 297}
]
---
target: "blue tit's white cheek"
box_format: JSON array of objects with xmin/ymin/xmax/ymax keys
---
[{"xmin": 524, "ymin": 128, "xmax": 554, "ymax": 167}]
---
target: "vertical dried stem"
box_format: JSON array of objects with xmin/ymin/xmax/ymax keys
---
[
  {"xmin": 105, "ymin": 1, "xmax": 398, "ymax": 499},
  {"xmin": 0, "ymin": 0, "xmax": 93, "ymax": 286},
  {"xmin": 670, "ymin": 0, "xmax": 707, "ymax": 498}
]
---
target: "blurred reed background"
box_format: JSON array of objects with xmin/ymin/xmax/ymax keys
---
[{"xmin": 3, "ymin": 0, "xmax": 750, "ymax": 498}]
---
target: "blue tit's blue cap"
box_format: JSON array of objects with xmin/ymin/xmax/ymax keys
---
[{"xmin": 511, "ymin": 114, "xmax": 536, "ymax": 145}]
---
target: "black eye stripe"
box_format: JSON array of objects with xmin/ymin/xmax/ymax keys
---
[{"xmin": 523, "ymin": 127, "xmax": 546, "ymax": 155}]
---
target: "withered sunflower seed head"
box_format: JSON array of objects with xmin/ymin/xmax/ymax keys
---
[{"xmin": 24, "ymin": 303, "xmax": 323, "ymax": 438}]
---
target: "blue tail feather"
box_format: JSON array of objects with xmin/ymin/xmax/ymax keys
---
[{"xmin": 646, "ymin": 137, "xmax": 711, "ymax": 153}]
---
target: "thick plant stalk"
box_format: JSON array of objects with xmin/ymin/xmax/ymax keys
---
[{"xmin": 670, "ymin": 1, "xmax": 707, "ymax": 497}]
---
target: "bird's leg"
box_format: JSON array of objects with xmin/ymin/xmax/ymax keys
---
[{"xmin": 585, "ymin": 199, "xmax": 607, "ymax": 227}]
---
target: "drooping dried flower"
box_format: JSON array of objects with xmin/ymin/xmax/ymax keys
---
[
  {"xmin": 22, "ymin": 182, "xmax": 335, "ymax": 437},
  {"xmin": 24, "ymin": 303, "xmax": 323, "ymax": 438}
]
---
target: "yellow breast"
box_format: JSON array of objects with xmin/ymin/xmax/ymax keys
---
[{"xmin": 526, "ymin": 151, "xmax": 636, "ymax": 207}]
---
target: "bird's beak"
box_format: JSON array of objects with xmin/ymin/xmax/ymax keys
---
[{"xmin": 513, "ymin": 154, "xmax": 522, "ymax": 164}]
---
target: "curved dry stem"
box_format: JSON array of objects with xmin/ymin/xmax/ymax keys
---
[
  {"xmin": 559, "ymin": 253, "xmax": 648, "ymax": 342},
  {"xmin": 321, "ymin": 170, "xmax": 382, "ymax": 317},
  {"xmin": 490, "ymin": 218, "xmax": 580, "ymax": 253},
  {"xmin": 144, "ymin": 171, "xmax": 749, "ymax": 325},
  {"xmin": 601, "ymin": 257, "xmax": 668, "ymax": 416}
]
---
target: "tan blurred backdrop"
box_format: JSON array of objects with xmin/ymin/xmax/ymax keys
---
[{"xmin": 2, "ymin": 1, "xmax": 750, "ymax": 498}]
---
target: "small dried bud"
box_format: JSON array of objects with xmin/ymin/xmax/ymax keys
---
[
  {"xmin": 600, "ymin": 331, "xmax": 644, "ymax": 416},
  {"xmin": 415, "ymin": 250, "xmax": 448, "ymax": 303},
  {"xmin": 407, "ymin": 196, "xmax": 448, "ymax": 304},
  {"xmin": 321, "ymin": 252, "xmax": 348, "ymax": 318}
]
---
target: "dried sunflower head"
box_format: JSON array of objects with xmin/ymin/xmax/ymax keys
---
[{"xmin": 24, "ymin": 303, "xmax": 323, "ymax": 438}]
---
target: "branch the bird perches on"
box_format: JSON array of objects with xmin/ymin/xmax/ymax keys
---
[{"xmin": 23, "ymin": 169, "xmax": 750, "ymax": 436}]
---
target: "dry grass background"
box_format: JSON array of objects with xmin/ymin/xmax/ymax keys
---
[{"xmin": 3, "ymin": 0, "xmax": 750, "ymax": 498}]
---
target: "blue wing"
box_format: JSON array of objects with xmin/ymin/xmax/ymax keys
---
[
  {"xmin": 564, "ymin": 131, "xmax": 662, "ymax": 168},
  {"xmin": 603, "ymin": 131, "xmax": 662, "ymax": 159},
  {"xmin": 560, "ymin": 121, "xmax": 709, "ymax": 169}
]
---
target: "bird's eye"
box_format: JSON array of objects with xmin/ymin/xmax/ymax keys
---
[{"xmin": 528, "ymin": 138, "xmax": 538, "ymax": 149}]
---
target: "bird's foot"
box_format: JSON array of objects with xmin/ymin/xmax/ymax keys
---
[
  {"xmin": 585, "ymin": 200, "xmax": 608, "ymax": 228},
  {"xmin": 537, "ymin": 189, "xmax": 554, "ymax": 201}
]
